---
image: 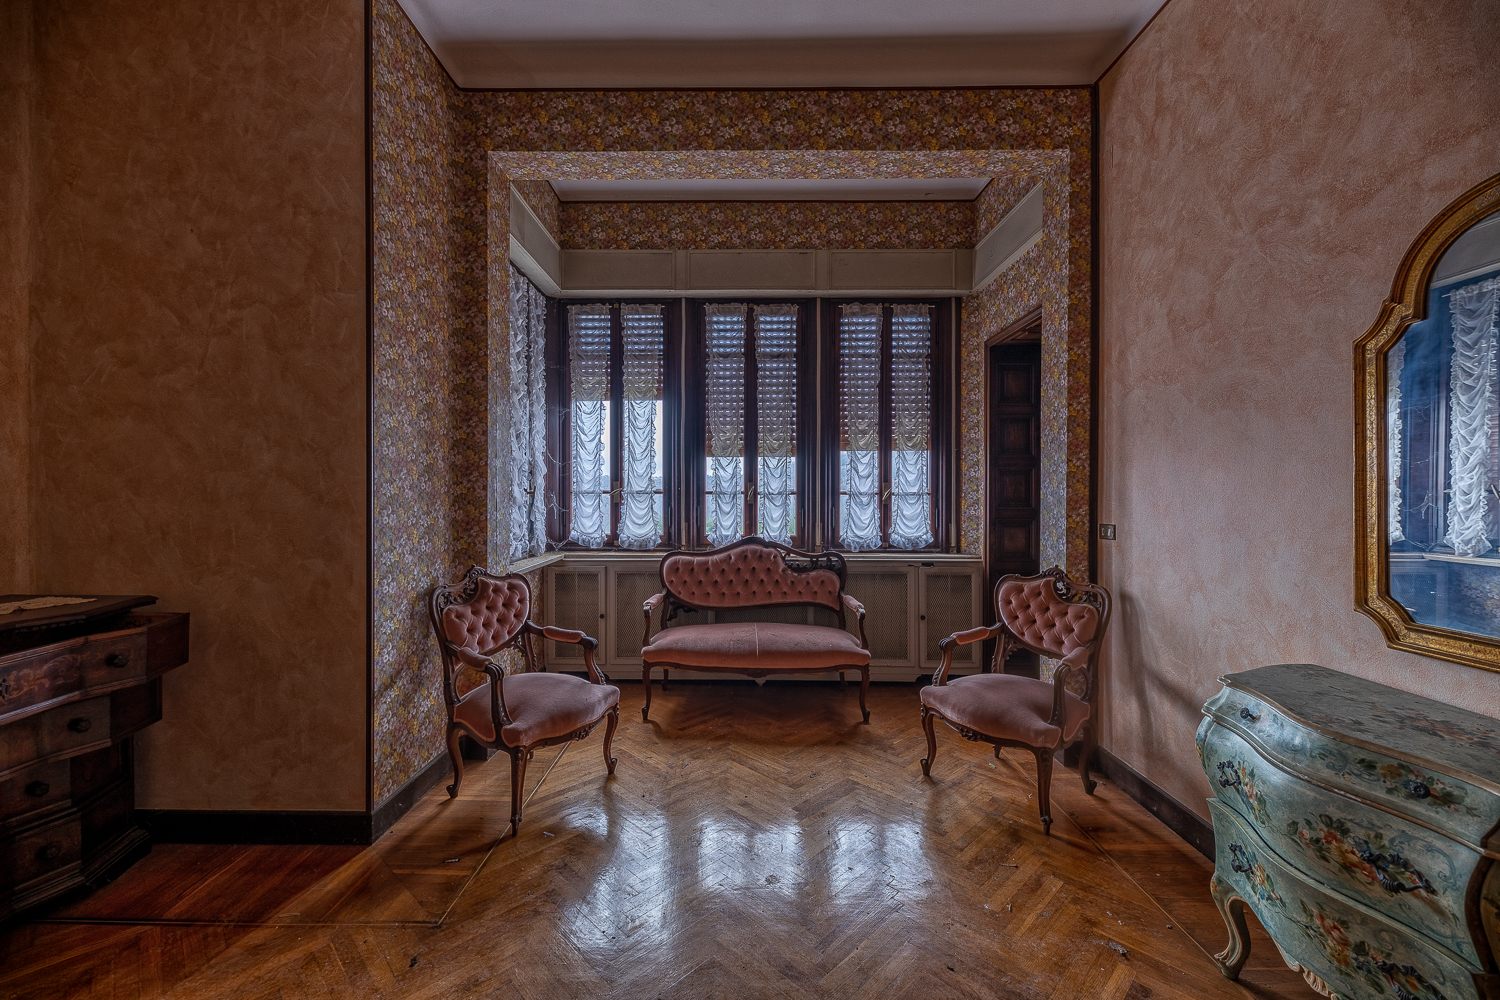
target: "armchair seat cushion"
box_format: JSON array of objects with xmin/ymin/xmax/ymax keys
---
[
  {"xmin": 920, "ymin": 673, "xmax": 1088, "ymax": 750},
  {"xmin": 455, "ymin": 672, "xmax": 620, "ymax": 748},
  {"xmin": 642, "ymin": 622, "xmax": 871, "ymax": 670}
]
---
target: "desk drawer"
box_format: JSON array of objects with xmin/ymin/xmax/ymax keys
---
[
  {"xmin": 0, "ymin": 760, "xmax": 70, "ymax": 823},
  {"xmin": 0, "ymin": 631, "xmax": 147, "ymax": 716},
  {"xmin": 0, "ymin": 696, "xmax": 110, "ymax": 775},
  {"xmin": 1, "ymin": 813, "xmax": 82, "ymax": 889}
]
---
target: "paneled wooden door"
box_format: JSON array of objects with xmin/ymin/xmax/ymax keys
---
[{"xmin": 986, "ymin": 340, "xmax": 1041, "ymax": 677}]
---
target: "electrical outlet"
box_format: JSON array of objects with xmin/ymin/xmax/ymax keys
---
[{"xmin": 1099, "ymin": 523, "xmax": 1117, "ymax": 540}]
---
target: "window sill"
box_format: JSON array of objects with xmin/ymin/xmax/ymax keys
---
[{"xmin": 508, "ymin": 552, "xmax": 567, "ymax": 575}]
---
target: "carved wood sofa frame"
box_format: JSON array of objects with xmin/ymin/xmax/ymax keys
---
[
  {"xmin": 921, "ymin": 567, "xmax": 1112, "ymax": 835},
  {"xmin": 429, "ymin": 565, "xmax": 619, "ymax": 836},
  {"xmin": 640, "ymin": 537, "xmax": 872, "ymax": 723}
]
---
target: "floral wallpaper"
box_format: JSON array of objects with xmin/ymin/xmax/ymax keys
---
[
  {"xmin": 372, "ymin": 6, "xmax": 1095, "ymax": 804},
  {"xmin": 371, "ymin": 0, "xmax": 488, "ymax": 804},
  {"xmin": 559, "ymin": 200, "xmax": 976, "ymax": 250},
  {"xmin": 511, "ymin": 179, "xmax": 561, "ymax": 242}
]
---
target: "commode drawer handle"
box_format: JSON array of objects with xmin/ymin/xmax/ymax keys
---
[
  {"xmin": 25, "ymin": 781, "xmax": 50, "ymax": 798},
  {"xmin": 68, "ymin": 717, "xmax": 92, "ymax": 733},
  {"xmin": 38, "ymin": 843, "xmax": 62, "ymax": 862},
  {"xmin": 1238, "ymin": 707, "xmax": 1259, "ymax": 723},
  {"xmin": 106, "ymin": 652, "xmax": 131, "ymax": 668}
]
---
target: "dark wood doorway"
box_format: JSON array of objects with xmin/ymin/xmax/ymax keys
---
[{"xmin": 986, "ymin": 326, "xmax": 1042, "ymax": 677}]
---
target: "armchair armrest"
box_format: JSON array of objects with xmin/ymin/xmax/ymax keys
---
[
  {"xmin": 444, "ymin": 641, "xmax": 513, "ymax": 727},
  {"xmin": 642, "ymin": 590, "xmax": 667, "ymax": 651},
  {"xmin": 1047, "ymin": 646, "xmax": 1094, "ymax": 730},
  {"xmin": 524, "ymin": 622, "xmax": 605, "ymax": 684},
  {"xmin": 932, "ymin": 623, "xmax": 1002, "ymax": 686},
  {"xmin": 840, "ymin": 593, "xmax": 869, "ymax": 651}
]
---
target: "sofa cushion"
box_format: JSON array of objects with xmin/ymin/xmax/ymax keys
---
[
  {"xmin": 661, "ymin": 547, "xmax": 841, "ymax": 611},
  {"xmin": 454, "ymin": 672, "xmax": 619, "ymax": 747},
  {"xmin": 642, "ymin": 622, "xmax": 871, "ymax": 670},
  {"xmin": 920, "ymin": 673, "xmax": 1088, "ymax": 749}
]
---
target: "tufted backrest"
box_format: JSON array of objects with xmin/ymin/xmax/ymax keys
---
[
  {"xmin": 441, "ymin": 575, "xmax": 531, "ymax": 654},
  {"xmin": 997, "ymin": 576, "xmax": 1098, "ymax": 658},
  {"xmin": 662, "ymin": 544, "xmax": 842, "ymax": 611}
]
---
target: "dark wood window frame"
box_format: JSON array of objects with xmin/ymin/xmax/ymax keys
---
[
  {"xmin": 548, "ymin": 295, "xmax": 958, "ymax": 553},
  {"xmin": 546, "ymin": 298, "xmax": 682, "ymax": 551}
]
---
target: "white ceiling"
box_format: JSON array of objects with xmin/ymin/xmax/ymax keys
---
[
  {"xmin": 550, "ymin": 178, "xmax": 994, "ymax": 202},
  {"xmin": 398, "ymin": 0, "xmax": 1164, "ymax": 88}
]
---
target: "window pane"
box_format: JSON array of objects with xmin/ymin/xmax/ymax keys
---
[
  {"xmin": 755, "ymin": 304, "xmax": 798, "ymax": 544},
  {"xmin": 839, "ymin": 304, "xmax": 882, "ymax": 551},
  {"xmin": 619, "ymin": 305, "xmax": 665, "ymax": 549},
  {"xmin": 705, "ymin": 304, "xmax": 747, "ymax": 546},
  {"xmin": 568, "ymin": 304, "xmax": 611, "ymax": 547},
  {"xmin": 890, "ymin": 304, "xmax": 934, "ymax": 549}
]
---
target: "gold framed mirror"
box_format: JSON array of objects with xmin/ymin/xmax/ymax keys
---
[{"xmin": 1356, "ymin": 172, "xmax": 1500, "ymax": 671}]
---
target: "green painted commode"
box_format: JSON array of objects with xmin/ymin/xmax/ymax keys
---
[{"xmin": 1199, "ymin": 663, "xmax": 1500, "ymax": 1000}]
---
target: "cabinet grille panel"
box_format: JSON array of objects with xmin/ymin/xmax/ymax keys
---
[
  {"xmin": 925, "ymin": 572, "xmax": 977, "ymax": 663},
  {"xmin": 713, "ymin": 605, "xmax": 810, "ymax": 626},
  {"xmin": 550, "ymin": 571, "xmax": 599, "ymax": 661},
  {"xmin": 845, "ymin": 572, "xmax": 910, "ymax": 662},
  {"xmin": 614, "ymin": 571, "xmax": 663, "ymax": 661}
]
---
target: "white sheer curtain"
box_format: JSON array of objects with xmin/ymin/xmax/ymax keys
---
[
  {"xmin": 839, "ymin": 304, "xmax": 883, "ymax": 551},
  {"xmin": 507, "ymin": 268, "xmax": 548, "ymax": 563},
  {"xmin": 889, "ymin": 304, "xmax": 934, "ymax": 549},
  {"xmin": 1387, "ymin": 339, "xmax": 1406, "ymax": 544},
  {"xmin": 754, "ymin": 304, "xmax": 798, "ymax": 545},
  {"xmin": 705, "ymin": 304, "xmax": 747, "ymax": 546},
  {"xmin": 568, "ymin": 304, "xmax": 611, "ymax": 547},
  {"xmin": 1444, "ymin": 278, "xmax": 1499, "ymax": 557},
  {"xmin": 619, "ymin": 305, "xmax": 664, "ymax": 549}
]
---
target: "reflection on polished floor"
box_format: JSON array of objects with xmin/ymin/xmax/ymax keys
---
[{"xmin": 0, "ymin": 683, "xmax": 1314, "ymax": 999}]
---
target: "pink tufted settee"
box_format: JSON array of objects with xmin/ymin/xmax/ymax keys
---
[
  {"xmin": 639, "ymin": 538, "xmax": 872, "ymax": 723},
  {"xmin": 919, "ymin": 567, "xmax": 1112, "ymax": 835}
]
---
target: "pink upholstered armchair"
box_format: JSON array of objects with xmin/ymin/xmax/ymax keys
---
[
  {"xmin": 428, "ymin": 566, "xmax": 620, "ymax": 837},
  {"xmin": 920, "ymin": 567, "xmax": 1112, "ymax": 835}
]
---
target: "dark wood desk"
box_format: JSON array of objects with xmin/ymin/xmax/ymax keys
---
[{"xmin": 0, "ymin": 596, "xmax": 189, "ymax": 920}]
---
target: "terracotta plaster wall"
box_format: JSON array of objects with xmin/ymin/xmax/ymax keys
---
[
  {"xmin": 0, "ymin": 0, "xmax": 33, "ymax": 594},
  {"xmin": 27, "ymin": 0, "xmax": 369, "ymax": 811},
  {"xmin": 1098, "ymin": 0, "xmax": 1500, "ymax": 817}
]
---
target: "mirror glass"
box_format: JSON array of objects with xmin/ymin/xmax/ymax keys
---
[{"xmin": 1386, "ymin": 208, "xmax": 1500, "ymax": 640}]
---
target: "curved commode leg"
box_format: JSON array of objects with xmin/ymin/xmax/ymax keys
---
[{"xmin": 1210, "ymin": 873, "xmax": 1251, "ymax": 979}]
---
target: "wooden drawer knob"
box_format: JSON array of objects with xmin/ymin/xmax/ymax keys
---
[
  {"xmin": 68, "ymin": 717, "xmax": 93, "ymax": 733},
  {"xmin": 38, "ymin": 843, "xmax": 62, "ymax": 862},
  {"xmin": 25, "ymin": 781, "xmax": 50, "ymax": 798},
  {"xmin": 106, "ymin": 652, "xmax": 131, "ymax": 668}
]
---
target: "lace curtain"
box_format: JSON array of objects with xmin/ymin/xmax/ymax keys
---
[
  {"xmin": 507, "ymin": 268, "xmax": 548, "ymax": 563},
  {"xmin": 839, "ymin": 304, "xmax": 883, "ymax": 551},
  {"xmin": 890, "ymin": 304, "xmax": 934, "ymax": 549},
  {"xmin": 1387, "ymin": 339, "xmax": 1406, "ymax": 544},
  {"xmin": 754, "ymin": 305, "xmax": 798, "ymax": 544},
  {"xmin": 568, "ymin": 304, "xmax": 611, "ymax": 547},
  {"xmin": 705, "ymin": 304, "xmax": 747, "ymax": 546},
  {"xmin": 1444, "ymin": 277, "xmax": 1500, "ymax": 556},
  {"xmin": 619, "ymin": 305, "xmax": 664, "ymax": 549}
]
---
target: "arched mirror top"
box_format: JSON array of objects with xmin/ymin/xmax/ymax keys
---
[{"xmin": 1357, "ymin": 173, "xmax": 1500, "ymax": 671}]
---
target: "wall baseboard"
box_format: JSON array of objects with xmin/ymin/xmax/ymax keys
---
[
  {"xmin": 1092, "ymin": 747, "xmax": 1215, "ymax": 860},
  {"xmin": 371, "ymin": 752, "xmax": 453, "ymax": 841},
  {"xmin": 139, "ymin": 751, "xmax": 465, "ymax": 847},
  {"xmin": 139, "ymin": 809, "xmax": 373, "ymax": 845}
]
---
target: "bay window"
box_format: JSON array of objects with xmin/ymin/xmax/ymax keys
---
[{"xmin": 549, "ymin": 295, "xmax": 955, "ymax": 553}]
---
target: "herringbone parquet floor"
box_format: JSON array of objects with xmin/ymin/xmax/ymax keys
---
[{"xmin": 0, "ymin": 682, "xmax": 1315, "ymax": 999}]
